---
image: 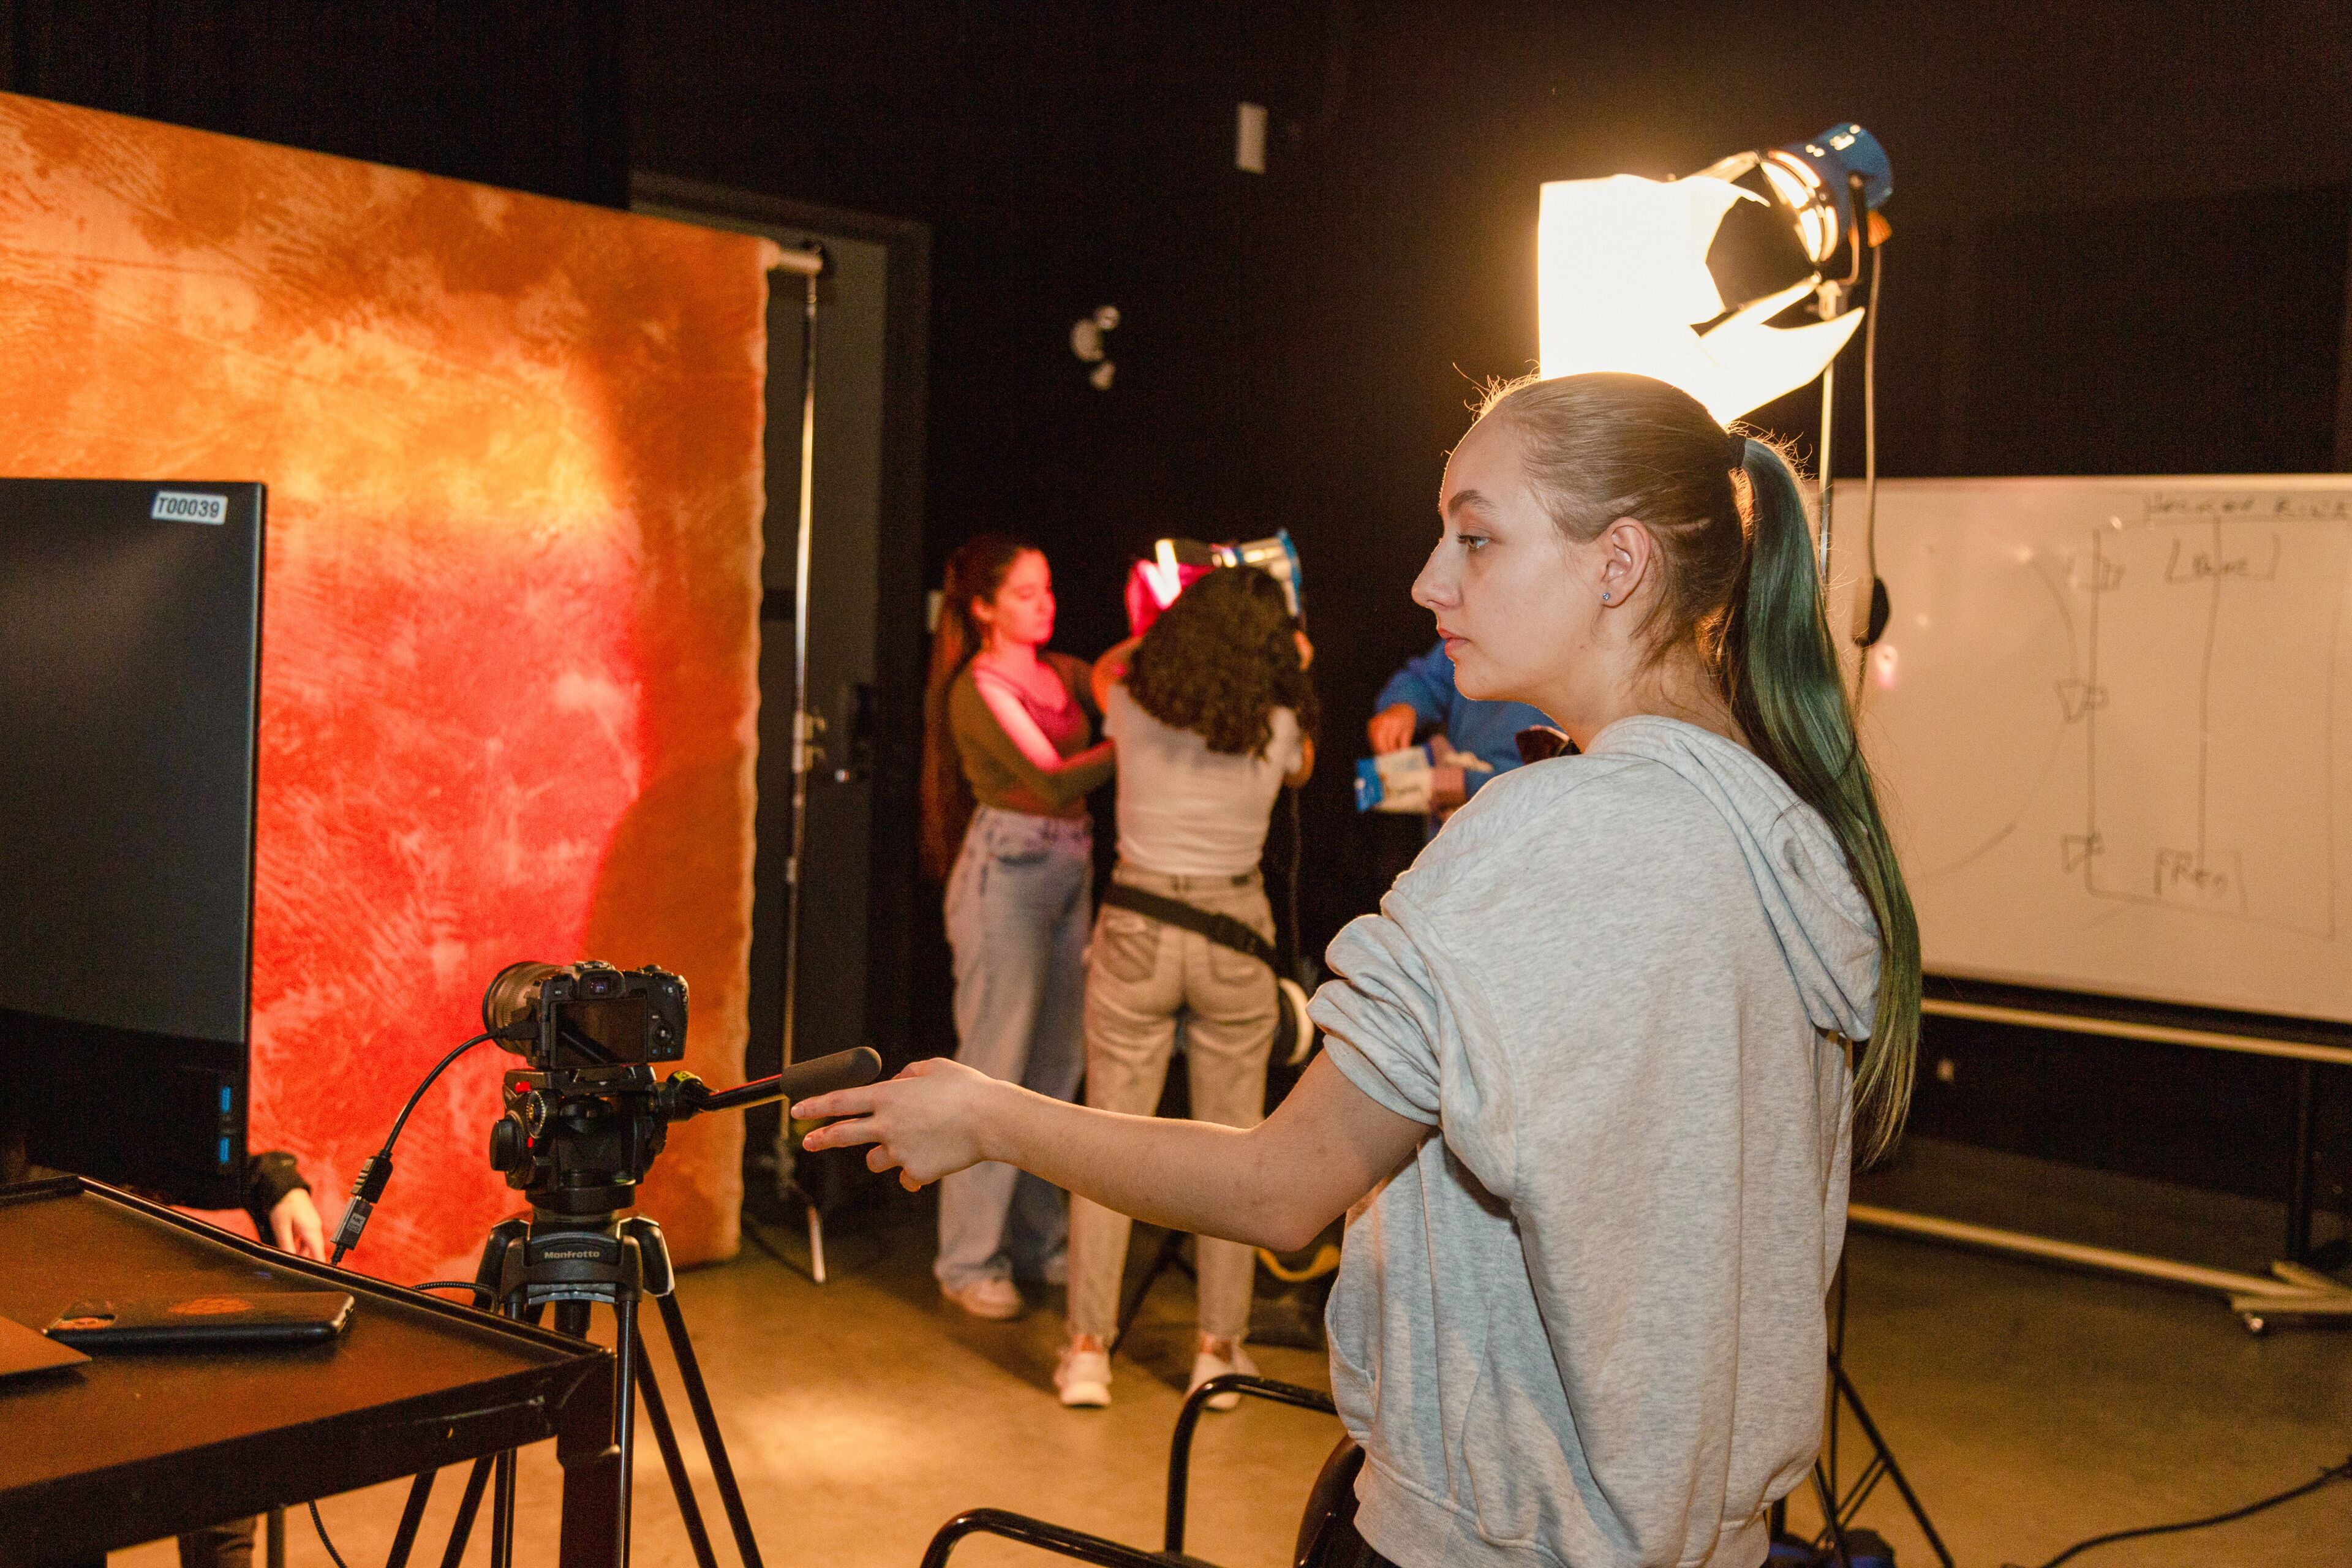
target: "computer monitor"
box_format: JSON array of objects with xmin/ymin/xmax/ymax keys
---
[{"xmin": 0, "ymin": 479, "xmax": 265, "ymax": 1208}]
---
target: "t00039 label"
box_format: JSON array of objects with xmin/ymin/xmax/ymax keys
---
[{"xmin": 151, "ymin": 490, "xmax": 227, "ymax": 524}]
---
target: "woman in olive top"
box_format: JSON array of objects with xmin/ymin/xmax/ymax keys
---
[{"xmin": 919, "ymin": 535, "xmax": 1115, "ymax": 1319}]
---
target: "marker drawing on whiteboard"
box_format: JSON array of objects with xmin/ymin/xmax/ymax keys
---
[
  {"xmin": 2054, "ymin": 680, "xmax": 2106, "ymax": 722},
  {"xmin": 2162, "ymin": 531, "xmax": 2280, "ymax": 584},
  {"xmin": 2068, "ymin": 502, "xmax": 2346, "ymax": 937}
]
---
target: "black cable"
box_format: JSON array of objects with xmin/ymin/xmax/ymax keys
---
[
  {"xmin": 328, "ymin": 1031, "xmax": 500, "ymax": 1264},
  {"xmin": 1850, "ymin": 236, "xmax": 1885, "ymax": 709},
  {"xmin": 413, "ymin": 1279, "xmax": 494, "ymax": 1300},
  {"xmin": 2004, "ymin": 1454, "xmax": 2352, "ymax": 1568},
  {"xmin": 1860, "ymin": 233, "xmax": 1882, "ymax": 594},
  {"xmin": 307, "ymin": 1499, "xmax": 352, "ymax": 1568},
  {"xmin": 383, "ymin": 1030, "xmax": 500, "ymax": 1151},
  {"xmin": 1284, "ymin": 785, "xmax": 1305, "ymax": 980}
]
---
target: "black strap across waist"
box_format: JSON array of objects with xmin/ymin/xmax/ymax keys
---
[{"xmin": 1099, "ymin": 881, "xmax": 1280, "ymax": 971}]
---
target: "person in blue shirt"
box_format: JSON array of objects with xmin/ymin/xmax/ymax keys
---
[{"xmin": 1367, "ymin": 640, "xmax": 1552, "ymax": 809}]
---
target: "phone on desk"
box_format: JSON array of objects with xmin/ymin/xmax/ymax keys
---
[
  {"xmin": 0, "ymin": 1311, "xmax": 89, "ymax": 1381},
  {"xmin": 45, "ymin": 1291, "xmax": 355, "ymax": 1349}
]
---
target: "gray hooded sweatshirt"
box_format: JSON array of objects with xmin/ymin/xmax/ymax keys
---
[{"xmin": 1310, "ymin": 715, "xmax": 1877, "ymax": 1568}]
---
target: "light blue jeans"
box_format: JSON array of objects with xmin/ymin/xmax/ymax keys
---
[{"xmin": 937, "ymin": 804, "xmax": 1092, "ymax": 1290}]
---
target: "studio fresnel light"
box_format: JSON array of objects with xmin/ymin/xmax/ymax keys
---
[{"xmin": 1537, "ymin": 123, "xmax": 1891, "ymax": 423}]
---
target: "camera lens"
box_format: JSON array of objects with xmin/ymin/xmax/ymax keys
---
[{"xmin": 483, "ymin": 960, "xmax": 563, "ymax": 1036}]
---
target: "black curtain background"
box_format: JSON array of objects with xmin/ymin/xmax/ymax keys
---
[
  {"xmin": 9, "ymin": 0, "xmax": 2351, "ymax": 1218},
  {"xmin": 1, "ymin": 0, "xmax": 628, "ymax": 206}
]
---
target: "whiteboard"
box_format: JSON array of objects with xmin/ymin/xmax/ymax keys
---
[{"xmin": 1829, "ymin": 477, "xmax": 2352, "ymax": 1025}]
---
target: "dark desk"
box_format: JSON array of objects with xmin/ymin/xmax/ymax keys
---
[{"xmin": 0, "ymin": 1178, "xmax": 618, "ymax": 1568}]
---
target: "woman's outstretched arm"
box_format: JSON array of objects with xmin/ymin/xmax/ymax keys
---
[
  {"xmin": 951, "ymin": 675, "xmax": 1112, "ymax": 806},
  {"xmin": 796, "ymin": 1052, "xmax": 1425, "ymax": 1252},
  {"xmin": 1090, "ymin": 636, "xmax": 1142, "ymax": 712}
]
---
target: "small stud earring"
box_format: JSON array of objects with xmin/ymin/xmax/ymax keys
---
[{"xmin": 1600, "ymin": 591, "xmax": 1611, "ymax": 603}]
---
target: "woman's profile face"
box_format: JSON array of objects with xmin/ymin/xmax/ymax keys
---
[
  {"xmin": 979, "ymin": 548, "xmax": 1056, "ymax": 649},
  {"xmin": 1414, "ymin": 418, "xmax": 1597, "ymax": 714}
]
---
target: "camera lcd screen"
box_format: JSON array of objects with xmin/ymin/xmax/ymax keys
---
[{"xmin": 553, "ymin": 997, "xmax": 651, "ymax": 1067}]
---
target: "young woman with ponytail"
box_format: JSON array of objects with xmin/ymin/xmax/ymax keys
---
[
  {"xmin": 918, "ymin": 536, "xmax": 1114, "ymax": 1321},
  {"xmin": 826, "ymin": 375, "xmax": 1920, "ymax": 1568}
]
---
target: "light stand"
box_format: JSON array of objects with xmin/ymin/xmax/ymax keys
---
[
  {"xmin": 1815, "ymin": 296, "xmax": 1840, "ymax": 576},
  {"xmin": 1539, "ymin": 125, "xmax": 1937, "ymax": 1567},
  {"xmin": 1792, "ymin": 1262, "xmax": 1954, "ymax": 1568},
  {"xmin": 1786, "ymin": 175, "xmax": 1951, "ymax": 1568},
  {"xmin": 767, "ymin": 243, "xmax": 840, "ymax": 1282}
]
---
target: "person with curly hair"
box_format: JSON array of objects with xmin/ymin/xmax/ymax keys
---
[{"xmin": 1047, "ymin": 564, "xmax": 1317, "ymax": 1409}]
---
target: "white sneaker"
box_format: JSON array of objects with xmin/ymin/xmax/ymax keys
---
[
  {"xmin": 940, "ymin": 1276, "xmax": 1024, "ymax": 1321},
  {"xmin": 1188, "ymin": 1340, "xmax": 1259, "ymax": 1411},
  {"xmin": 1055, "ymin": 1343, "xmax": 1112, "ymax": 1407}
]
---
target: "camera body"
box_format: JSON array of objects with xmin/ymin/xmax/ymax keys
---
[{"xmin": 483, "ymin": 959, "xmax": 687, "ymax": 1070}]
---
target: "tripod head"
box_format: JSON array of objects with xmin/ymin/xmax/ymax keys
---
[
  {"xmin": 480, "ymin": 958, "xmax": 881, "ymax": 1223},
  {"xmin": 486, "ymin": 1050, "xmax": 880, "ymax": 1220}
]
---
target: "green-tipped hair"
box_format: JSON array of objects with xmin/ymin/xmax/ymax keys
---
[{"xmin": 1727, "ymin": 439, "xmax": 1920, "ymax": 1166}]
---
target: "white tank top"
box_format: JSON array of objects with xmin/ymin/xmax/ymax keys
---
[{"xmin": 1103, "ymin": 684, "xmax": 1301, "ymax": 876}]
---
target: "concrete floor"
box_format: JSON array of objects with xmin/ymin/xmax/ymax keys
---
[{"xmin": 119, "ymin": 1144, "xmax": 2352, "ymax": 1568}]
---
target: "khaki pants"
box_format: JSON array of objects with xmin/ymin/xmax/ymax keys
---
[{"xmin": 1068, "ymin": 864, "xmax": 1276, "ymax": 1342}]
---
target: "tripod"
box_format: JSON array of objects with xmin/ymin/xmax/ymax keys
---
[
  {"xmin": 379, "ymin": 1209, "xmax": 766, "ymax": 1568},
  {"xmin": 369, "ymin": 1209, "xmax": 761, "ymax": 1568},
  {"xmin": 365, "ymin": 1035, "xmax": 881, "ymax": 1568}
]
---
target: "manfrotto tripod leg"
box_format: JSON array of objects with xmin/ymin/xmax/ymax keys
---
[
  {"xmin": 636, "ymin": 1352, "xmax": 722, "ymax": 1568},
  {"xmin": 612, "ymin": 1286, "xmax": 643, "ymax": 1566},
  {"xmin": 385, "ymin": 1470, "xmax": 437, "ymax": 1568},
  {"xmin": 654, "ymin": 1290, "xmax": 766, "ymax": 1568},
  {"xmin": 489, "ymin": 1449, "xmax": 518, "ymax": 1568},
  {"xmin": 439, "ymin": 1458, "xmax": 495, "ymax": 1568},
  {"xmin": 1809, "ymin": 1463, "xmax": 1852, "ymax": 1567}
]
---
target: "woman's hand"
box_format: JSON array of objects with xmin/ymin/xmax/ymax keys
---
[
  {"xmin": 1090, "ymin": 636, "xmax": 1142, "ymax": 712},
  {"xmin": 797, "ymin": 1057, "xmax": 1003, "ymax": 1190},
  {"xmin": 1366, "ymin": 702, "xmax": 1417, "ymax": 754},
  {"xmin": 1286, "ymin": 734, "xmax": 1317, "ymax": 790},
  {"xmin": 269, "ymin": 1188, "xmax": 328, "ymax": 1260}
]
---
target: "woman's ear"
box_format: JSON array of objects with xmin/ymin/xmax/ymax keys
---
[
  {"xmin": 1596, "ymin": 517, "xmax": 1656, "ymax": 608},
  {"xmin": 970, "ymin": 595, "xmax": 997, "ymax": 630}
]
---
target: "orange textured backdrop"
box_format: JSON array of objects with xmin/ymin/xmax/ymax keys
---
[{"xmin": 0, "ymin": 94, "xmax": 778, "ymax": 1281}]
